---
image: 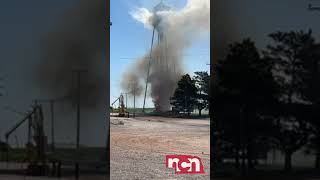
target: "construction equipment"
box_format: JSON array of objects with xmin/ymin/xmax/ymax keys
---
[
  {"xmin": 111, "ymin": 94, "xmax": 126, "ymax": 117},
  {"xmin": 5, "ymin": 102, "xmax": 48, "ymax": 176}
]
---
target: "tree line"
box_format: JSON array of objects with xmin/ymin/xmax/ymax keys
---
[
  {"xmin": 170, "ymin": 71, "xmax": 210, "ymax": 116},
  {"xmin": 213, "ymin": 30, "xmax": 320, "ymax": 173}
]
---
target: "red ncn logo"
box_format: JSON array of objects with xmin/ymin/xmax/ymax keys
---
[{"xmin": 165, "ymin": 155, "xmax": 205, "ymax": 174}]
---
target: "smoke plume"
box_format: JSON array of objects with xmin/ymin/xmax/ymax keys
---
[
  {"xmin": 35, "ymin": 0, "xmax": 107, "ymax": 109},
  {"xmin": 121, "ymin": 0, "xmax": 210, "ymax": 111}
]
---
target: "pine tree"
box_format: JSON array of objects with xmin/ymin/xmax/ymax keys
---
[
  {"xmin": 193, "ymin": 71, "xmax": 210, "ymax": 116},
  {"xmin": 170, "ymin": 74, "xmax": 198, "ymax": 116}
]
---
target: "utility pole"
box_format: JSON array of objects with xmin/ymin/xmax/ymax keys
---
[
  {"xmin": 72, "ymin": 69, "xmax": 87, "ymax": 180},
  {"xmin": 39, "ymin": 100, "xmax": 56, "ymax": 152},
  {"xmin": 35, "ymin": 97, "xmax": 67, "ymax": 152},
  {"xmin": 72, "ymin": 69, "xmax": 87, "ymax": 150},
  {"xmin": 125, "ymin": 93, "xmax": 128, "ymax": 109},
  {"xmin": 121, "ymin": 92, "xmax": 131, "ymax": 111},
  {"xmin": 133, "ymin": 83, "xmax": 136, "ymax": 118}
]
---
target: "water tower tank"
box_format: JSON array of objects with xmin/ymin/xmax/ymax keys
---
[
  {"xmin": 153, "ymin": 1, "xmax": 171, "ymax": 13},
  {"xmin": 152, "ymin": 1, "xmax": 171, "ymax": 31}
]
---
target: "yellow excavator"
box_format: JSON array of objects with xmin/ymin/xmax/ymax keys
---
[
  {"xmin": 111, "ymin": 94, "xmax": 126, "ymax": 117},
  {"xmin": 5, "ymin": 102, "xmax": 48, "ymax": 175}
]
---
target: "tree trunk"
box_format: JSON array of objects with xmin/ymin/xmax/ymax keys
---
[
  {"xmin": 284, "ymin": 150, "xmax": 293, "ymax": 171},
  {"xmin": 198, "ymin": 108, "xmax": 202, "ymax": 117}
]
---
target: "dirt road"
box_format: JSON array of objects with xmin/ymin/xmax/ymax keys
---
[{"xmin": 110, "ymin": 116, "xmax": 210, "ymax": 180}]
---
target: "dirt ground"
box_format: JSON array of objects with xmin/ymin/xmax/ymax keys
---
[{"xmin": 110, "ymin": 116, "xmax": 210, "ymax": 180}]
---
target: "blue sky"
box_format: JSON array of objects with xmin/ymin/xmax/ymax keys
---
[{"xmin": 110, "ymin": 0, "xmax": 210, "ymax": 108}]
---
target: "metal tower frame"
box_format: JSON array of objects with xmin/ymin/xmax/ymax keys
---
[{"xmin": 142, "ymin": 1, "xmax": 171, "ymax": 112}]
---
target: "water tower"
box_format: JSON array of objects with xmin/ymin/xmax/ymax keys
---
[
  {"xmin": 153, "ymin": 0, "xmax": 171, "ymax": 42},
  {"xmin": 142, "ymin": 0, "xmax": 171, "ymax": 112}
]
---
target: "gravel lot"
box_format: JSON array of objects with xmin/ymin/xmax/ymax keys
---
[{"xmin": 110, "ymin": 116, "xmax": 210, "ymax": 180}]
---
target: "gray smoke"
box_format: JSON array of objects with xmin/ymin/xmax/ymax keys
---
[
  {"xmin": 35, "ymin": 0, "xmax": 107, "ymax": 109},
  {"xmin": 121, "ymin": 0, "xmax": 210, "ymax": 111}
]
